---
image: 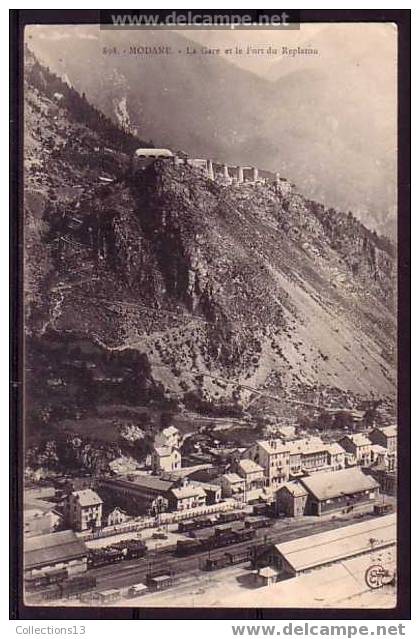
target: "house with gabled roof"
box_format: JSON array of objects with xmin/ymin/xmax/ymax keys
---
[
  {"xmin": 339, "ymin": 433, "xmax": 372, "ymax": 465},
  {"xmin": 65, "ymin": 489, "xmax": 103, "ymax": 531},
  {"xmin": 299, "ymin": 467, "xmax": 379, "ymax": 516}
]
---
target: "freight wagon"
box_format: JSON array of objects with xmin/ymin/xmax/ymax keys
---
[
  {"xmin": 60, "ymin": 575, "xmax": 97, "ymax": 599},
  {"xmin": 203, "ymin": 549, "xmax": 252, "ymax": 571},
  {"xmin": 217, "ymin": 512, "xmax": 245, "ymax": 524},
  {"xmin": 25, "ymin": 574, "xmax": 97, "ymax": 603},
  {"xmin": 96, "ymin": 588, "xmax": 122, "ymax": 604},
  {"xmin": 244, "ymin": 517, "xmax": 272, "ymax": 530},
  {"xmin": 176, "ymin": 526, "xmax": 255, "ymax": 555},
  {"xmin": 176, "ymin": 538, "xmax": 203, "ymax": 556},
  {"xmin": 24, "ymin": 568, "xmax": 68, "ymax": 591},
  {"xmin": 374, "ymin": 504, "xmax": 393, "ymax": 516},
  {"xmin": 178, "ymin": 517, "xmax": 216, "ymax": 533},
  {"xmin": 26, "ymin": 584, "xmax": 62, "ymax": 604},
  {"xmin": 146, "ymin": 571, "xmax": 174, "ymax": 591}
]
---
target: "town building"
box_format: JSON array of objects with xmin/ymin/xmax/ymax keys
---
[
  {"xmin": 254, "ymin": 566, "xmax": 279, "ymax": 587},
  {"xmin": 219, "ymin": 473, "xmax": 246, "ymax": 501},
  {"xmin": 65, "ymin": 489, "xmax": 103, "ymax": 532},
  {"xmin": 339, "ymin": 434, "xmax": 372, "ymax": 465},
  {"xmin": 269, "ymin": 514, "xmax": 396, "ymax": 579},
  {"xmin": 326, "ymin": 442, "xmax": 346, "ymax": 471},
  {"xmin": 234, "ymin": 459, "xmax": 266, "ymax": 490},
  {"xmin": 275, "ymin": 482, "xmax": 308, "ymax": 517},
  {"xmin": 98, "ymin": 475, "xmax": 175, "ymax": 515},
  {"xmin": 298, "ymin": 467, "xmax": 379, "ymax": 516},
  {"xmin": 364, "ymin": 466, "xmax": 397, "ymax": 496},
  {"xmin": 244, "ymin": 440, "xmax": 290, "ymax": 487},
  {"xmin": 151, "ymin": 446, "xmax": 181, "ymax": 474},
  {"xmin": 189, "ymin": 480, "xmax": 222, "ymax": 505},
  {"xmin": 103, "ymin": 506, "xmax": 129, "ymax": 527},
  {"xmin": 154, "ymin": 425, "xmax": 181, "ymax": 449},
  {"xmin": 370, "ymin": 444, "xmax": 389, "ymax": 466},
  {"xmin": 288, "ymin": 437, "xmax": 330, "ymax": 476},
  {"xmin": 369, "ymin": 426, "xmax": 397, "ymax": 454},
  {"xmin": 24, "ymin": 505, "xmax": 62, "ymax": 538},
  {"xmin": 24, "ymin": 494, "xmax": 63, "ymax": 537},
  {"xmin": 169, "ymin": 484, "xmax": 207, "ymax": 511},
  {"xmin": 24, "ymin": 530, "xmax": 88, "ymax": 579}
]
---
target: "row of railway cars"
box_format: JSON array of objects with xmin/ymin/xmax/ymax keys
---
[
  {"xmin": 176, "ymin": 524, "xmax": 257, "ymax": 556},
  {"xmin": 25, "ymin": 574, "xmax": 97, "ymax": 604},
  {"xmin": 178, "ymin": 511, "xmax": 246, "ymax": 534},
  {"xmin": 203, "ymin": 549, "xmax": 252, "ymax": 571},
  {"xmin": 177, "ymin": 510, "xmax": 272, "ymax": 535},
  {"xmin": 87, "ymin": 539, "xmax": 147, "ymax": 568},
  {"xmin": 26, "ymin": 572, "xmax": 174, "ymax": 605}
]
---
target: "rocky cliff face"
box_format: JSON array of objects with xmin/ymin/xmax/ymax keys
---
[
  {"xmin": 24, "ymin": 52, "xmax": 397, "ymax": 437},
  {"xmin": 26, "ymin": 26, "xmax": 397, "ymax": 238}
]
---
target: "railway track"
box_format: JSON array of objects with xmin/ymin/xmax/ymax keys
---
[{"xmin": 89, "ymin": 515, "xmax": 372, "ymax": 591}]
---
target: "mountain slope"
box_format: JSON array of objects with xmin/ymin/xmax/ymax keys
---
[
  {"xmin": 26, "ymin": 26, "xmax": 396, "ymax": 237},
  {"xmin": 24, "ymin": 51, "xmax": 396, "ymax": 442}
]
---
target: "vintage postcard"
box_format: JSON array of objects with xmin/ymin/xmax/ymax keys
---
[{"xmin": 11, "ymin": 10, "xmax": 409, "ymax": 618}]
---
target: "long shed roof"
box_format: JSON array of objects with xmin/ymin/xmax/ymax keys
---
[
  {"xmin": 299, "ymin": 467, "xmax": 379, "ymax": 501},
  {"xmin": 25, "ymin": 530, "xmax": 88, "ymax": 570},
  {"xmin": 273, "ymin": 514, "xmax": 396, "ymax": 573}
]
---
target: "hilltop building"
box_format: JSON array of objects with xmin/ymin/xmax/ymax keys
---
[
  {"xmin": 154, "ymin": 425, "xmax": 181, "ymax": 449},
  {"xmin": 152, "ymin": 446, "xmax": 181, "ymax": 474}
]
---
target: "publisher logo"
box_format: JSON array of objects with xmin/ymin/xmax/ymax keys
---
[{"xmin": 365, "ymin": 564, "xmax": 396, "ymax": 589}]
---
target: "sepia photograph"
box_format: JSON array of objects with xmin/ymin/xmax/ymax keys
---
[{"xmin": 10, "ymin": 9, "xmax": 410, "ymax": 618}]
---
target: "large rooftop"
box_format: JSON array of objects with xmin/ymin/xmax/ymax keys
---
[
  {"xmin": 223, "ymin": 473, "xmax": 245, "ymax": 484},
  {"xmin": 326, "ymin": 442, "xmax": 346, "ymax": 455},
  {"xmin": 153, "ymin": 446, "xmax": 174, "ymax": 457},
  {"xmin": 72, "ymin": 489, "xmax": 103, "ymax": 506},
  {"xmin": 299, "ymin": 467, "xmax": 379, "ymax": 501},
  {"xmin": 104, "ymin": 474, "xmax": 175, "ymax": 492},
  {"xmin": 162, "ymin": 426, "xmax": 179, "ymax": 436},
  {"xmin": 257, "ymin": 440, "xmax": 290, "ymax": 455},
  {"xmin": 171, "ymin": 485, "xmax": 206, "ymax": 500},
  {"xmin": 288, "ymin": 437, "xmax": 326, "ymax": 456},
  {"xmin": 25, "ymin": 530, "xmax": 88, "ymax": 570},
  {"xmin": 341, "ymin": 433, "xmax": 371, "ymax": 447},
  {"xmin": 273, "ymin": 514, "xmax": 396, "ymax": 573},
  {"xmin": 377, "ymin": 425, "xmax": 397, "ymax": 438},
  {"xmin": 238, "ymin": 459, "xmax": 264, "ymax": 474},
  {"xmin": 278, "ymin": 481, "xmax": 308, "ymax": 498}
]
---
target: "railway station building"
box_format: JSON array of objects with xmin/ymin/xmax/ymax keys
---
[
  {"xmin": 269, "ymin": 514, "xmax": 396, "ymax": 579},
  {"xmin": 24, "ymin": 530, "xmax": 88, "ymax": 579}
]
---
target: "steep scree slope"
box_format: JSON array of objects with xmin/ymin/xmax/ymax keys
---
[{"xmin": 24, "ymin": 53, "xmax": 396, "ymax": 421}]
